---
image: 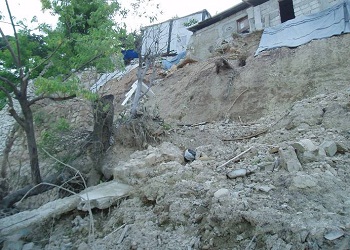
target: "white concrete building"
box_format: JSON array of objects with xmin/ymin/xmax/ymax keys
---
[{"xmin": 141, "ymin": 10, "xmax": 211, "ymax": 56}]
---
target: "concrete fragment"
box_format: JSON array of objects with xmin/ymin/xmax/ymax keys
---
[
  {"xmin": 0, "ymin": 195, "xmax": 80, "ymax": 237},
  {"xmin": 214, "ymin": 188, "xmax": 230, "ymax": 198},
  {"xmin": 78, "ymin": 181, "xmax": 132, "ymax": 211},
  {"xmin": 290, "ymin": 174, "xmax": 318, "ymax": 189},
  {"xmin": 320, "ymin": 140, "xmax": 337, "ymax": 156},
  {"xmin": 226, "ymin": 169, "xmax": 248, "ymax": 179},
  {"xmin": 292, "ymin": 139, "xmax": 318, "ymax": 153},
  {"xmin": 279, "ymin": 146, "xmax": 302, "ymax": 172}
]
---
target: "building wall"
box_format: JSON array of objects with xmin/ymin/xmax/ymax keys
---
[
  {"xmin": 187, "ymin": 9, "xmax": 249, "ymax": 60},
  {"xmin": 188, "ymin": 0, "xmax": 343, "ymax": 60},
  {"xmin": 141, "ymin": 11, "xmax": 210, "ymax": 56}
]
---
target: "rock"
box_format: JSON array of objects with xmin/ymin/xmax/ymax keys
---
[
  {"xmin": 269, "ymin": 146, "xmax": 279, "ymax": 154},
  {"xmin": 144, "ymin": 153, "xmax": 158, "ymax": 165},
  {"xmin": 22, "ymin": 242, "xmax": 38, "ymax": 250},
  {"xmin": 214, "ymin": 188, "xmax": 230, "ymax": 198},
  {"xmin": 226, "ymin": 169, "xmax": 248, "ymax": 179},
  {"xmin": 324, "ymin": 229, "xmax": 344, "ymax": 241},
  {"xmin": 2, "ymin": 240, "xmax": 24, "ymax": 250},
  {"xmin": 318, "ymin": 147, "xmax": 327, "ymax": 159},
  {"xmin": 292, "ymin": 139, "xmax": 318, "ymax": 153},
  {"xmin": 290, "ymin": 174, "xmax": 318, "ymax": 189},
  {"xmin": 77, "ymin": 242, "xmax": 90, "ymax": 250},
  {"xmin": 257, "ymin": 185, "xmax": 274, "ymax": 192},
  {"xmin": 159, "ymin": 142, "xmax": 183, "ymax": 163},
  {"xmin": 279, "ymin": 146, "xmax": 302, "ymax": 172},
  {"xmin": 319, "ymin": 140, "xmax": 337, "ymax": 157},
  {"xmin": 336, "ymin": 141, "xmax": 349, "ymax": 153},
  {"xmin": 78, "ymin": 181, "xmax": 132, "ymax": 211}
]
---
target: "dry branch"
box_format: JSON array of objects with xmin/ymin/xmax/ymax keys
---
[
  {"xmin": 177, "ymin": 122, "xmax": 208, "ymax": 127},
  {"xmin": 227, "ymin": 88, "xmax": 249, "ymax": 112},
  {"xmin": 222, "ymin": 128, "xmax": 268, "ymax": 141},
  {"xmin": 217, "ymin": 147, "xmax": 253, "ymax": 169}
]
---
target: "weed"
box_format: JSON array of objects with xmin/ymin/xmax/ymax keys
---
[{"xmin": 54, "ymin": 117, "xmax": 70, "ymax": 132}]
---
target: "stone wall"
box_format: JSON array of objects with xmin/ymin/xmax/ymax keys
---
[{"xmin": 0, "ymin": 102, "xmax": 21, "ymax": 156}]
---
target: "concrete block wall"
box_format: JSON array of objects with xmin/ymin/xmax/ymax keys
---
[
  {"xmin": 293, "ymin": 0, "xmax": 322, "ymax": 16},
  {"xmin": 258, "ymin": 0, "xmax": 281, "ymax": 28},
  {"xmin": 188, "ymin": 9, "xmax": 250, "ymax": 60}
]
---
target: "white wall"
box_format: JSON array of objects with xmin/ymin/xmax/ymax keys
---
[{"xmin": 142, "ymin": 11, "xmax": 210, "ymax": 56}]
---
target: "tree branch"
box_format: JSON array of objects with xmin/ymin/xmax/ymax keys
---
[
  {"xmin": 63, "ymin": 54, "xmax": 102, "ymax": 81},
  {"xmin": 29, "ymin": 42, "xmax": 63, "ymax": 77},
  {"xmin": 0, "ymin": 27, "xmax": 20, "ymax": 67},
  {"xmin": 0, "ymin": 75, "xmax": 20, "ymax": 96},
  {"xmin": 4, "ymin": 0, "xmax": 21, "ymax": 68},
  {"xmin": 0, "ymin": 86, "xmax": 25, "ymax": 127},
  {"xmin": 29, "ymin": 94, "xmax": 77, "ymax": 106}
]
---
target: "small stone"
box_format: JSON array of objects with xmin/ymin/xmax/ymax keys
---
[
  {"xmin": 257, "ymin": 185, "xmax": 274, "ymax": 192},
  {"xmin": 324, "ymin": 229, "xmax": 344, "ymax": 241},
  {"xmin": 292, "ymin": 139, "xmax": 318, "ymax": 153},
  {"xmin": 269, "ymin": 147, "xmax": 279, "ymax": 154},
  {"xmin": 226, "ymin": 169, "xmax": 247, "ymax": 179},
  {"xmin": 279, "ymin": 146, "xmax": 302, "ymax": 172},
  {"xmin": 214, "ymin": 188, "xmax": 229, "ymax": 198},
  {"xmin": 320, "ymin": 140, "xmax": 337, "ymax": 157}
]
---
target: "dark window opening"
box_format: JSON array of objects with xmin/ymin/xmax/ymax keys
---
[
  {"xmin": 237, "ymin": 16, "xmax": 250, "ymax": 33},
  {"xmin": 279, "ymin": 0, "xmax": 295, "ymax": 23}
]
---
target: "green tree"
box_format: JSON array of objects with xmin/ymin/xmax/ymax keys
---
[{"xmin": 0, "ymin": 0, "xmax": 132, "ymax": 185}]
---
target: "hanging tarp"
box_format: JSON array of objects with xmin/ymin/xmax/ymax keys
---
[
  {"xmin": 162, "ymin": 51, "xmax": 187, "ymax": 70},
  {"xmin": 255, "ymin": 0, "xmax": 350, "ymax": 55}
]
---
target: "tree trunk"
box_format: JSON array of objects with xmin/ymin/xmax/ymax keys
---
[
  {"xmin": 0, "ymin": 171, "xmax": 71, "ymax": 208},
  {"xmin": 87, "ymin": 94, "xmax": 114, "ymax": 186},
  {"xmin": 91, "ymin": 94, "xmax": 114, "ymax": 153},
  {"xmin": 19, "ymin": 99, "xmax": 42, "ymax": 185}
]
